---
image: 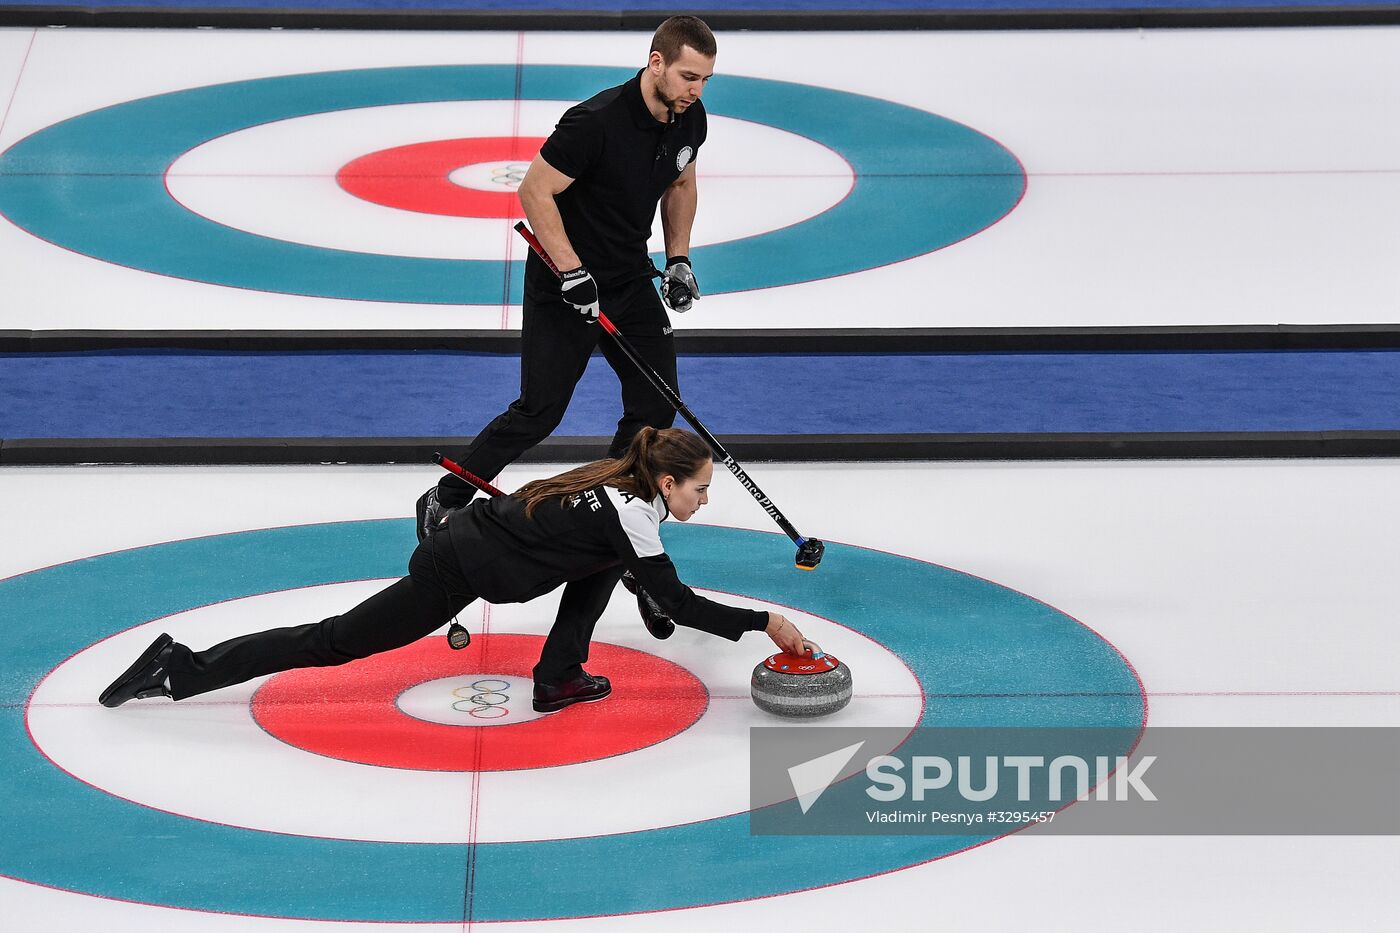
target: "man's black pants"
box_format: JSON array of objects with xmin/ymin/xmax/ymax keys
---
[
  {"xmin": 166, "ymin": 533, "xmax": 624, "ymax": 699},
  {"xmin": 437, "ymin": 260, "xmax": 677, "ymax": 509}
]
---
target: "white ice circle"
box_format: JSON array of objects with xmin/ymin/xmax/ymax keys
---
[
  {"xmin": 28, "ymin": 579, "xmax": 920, "ymax": 843},
  {"xmin": 163, "ymin": 100, "xmax": 853, "ymax": 260},
  {"xmin": 396, "ymin": 673, "xmax": 544, "ymax": 727}
]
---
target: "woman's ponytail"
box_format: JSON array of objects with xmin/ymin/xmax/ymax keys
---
[{"xmin": 514, "ymin": 427, "xmax": 711, "ymax": 517}]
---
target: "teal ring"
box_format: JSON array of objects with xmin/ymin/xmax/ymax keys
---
[
  {"xmin": 0, "ymin": 520, "xmax": 1139, "ymax": 921},
  {"xmin": 0, "ymin": 66, "xmax": 1025, "ymax": 304}
]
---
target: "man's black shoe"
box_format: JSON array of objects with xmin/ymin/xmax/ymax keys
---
[
  {"xmin": 99, "ymin": 633, "xmax": 175, "ymax": 708},
  {"xmin": 621, "ymin": 571, "xmax": 674, "ymax": 640},
  {"xmin": 533, "ymin": 672, "xmax": 612, "ymax": 713}
]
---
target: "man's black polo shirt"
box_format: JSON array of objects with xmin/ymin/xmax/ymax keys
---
[{"xmin": 536, "ymin": 69, "xmax": 707, "ymax": 288}]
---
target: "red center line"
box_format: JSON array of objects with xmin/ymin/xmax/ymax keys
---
[
  {"xmin": 19, "ymin": 168, "xmax": 1400, "ymax": 181},
  {"xmin": 1147, "ymin": 690, "xmax": 1400, "ymax": 697},
  {"xmin": 19, "ymin": 689, "xmax": 1400, "ymax": 712},
  {"xmin": 0, "ymin": 29, "xmax": 37, "ymax": 145},
  {"xmin": 496, "ymin": 31, "xmax": 528, "ymax": 332},
  {"xmin": 703, "ymin": 690, "xmax": 1400, "ymax": 700},
  {"xmin": 462, "ymin": 600, "xmax": 493, "ymax": 933}
]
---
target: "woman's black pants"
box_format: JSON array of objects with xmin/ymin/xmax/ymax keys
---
[{"xmin": 165, "ymin": 533, "xmax": 621, "ymax": 700}]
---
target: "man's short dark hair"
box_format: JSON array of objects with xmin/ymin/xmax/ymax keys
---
[{"xmin": 651, "ymin": 15, "xmax": 717, "ymax": 63}]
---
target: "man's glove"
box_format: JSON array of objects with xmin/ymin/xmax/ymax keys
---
[
  {"xmin": 560, "ymin": 266, "xmax": 600, "ymax": 322},
  {"xmin": 660, "ymin": 256, "xmax": 699, "ymax": 313},
  {"xmin": 621, "ymin": 570, "xmax": 674, "ymax": 640}
]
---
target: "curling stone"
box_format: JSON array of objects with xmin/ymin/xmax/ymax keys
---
[{"xmin": 750, "ymin": 645, "xmax": 852, "ymax": 718}]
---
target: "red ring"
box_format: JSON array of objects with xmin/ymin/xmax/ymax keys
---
[
  {"xmin": 336, "ymin": 137, "xmax": 546, "ymax": 218},
  {"xmin": 251, "ymin": 634, "xmax": 708, "ymax": 772}
]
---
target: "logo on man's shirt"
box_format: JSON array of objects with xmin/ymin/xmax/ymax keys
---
[{"xmin": 676, "ymin": 146, "xmax": 693, "ymax": 173}]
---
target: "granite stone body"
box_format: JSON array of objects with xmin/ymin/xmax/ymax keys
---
[{"xmin": 750, "ymin": 652, "xmax": 853, "ymax": 718}]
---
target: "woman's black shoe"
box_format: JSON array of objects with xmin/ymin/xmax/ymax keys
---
[
  {"xmin": 533, "ymin": 672, "xmax": 612, "ymax": 712},
  {"xmin": 99, "ymin": 633, "xmax": 175, "ymax": 708}
]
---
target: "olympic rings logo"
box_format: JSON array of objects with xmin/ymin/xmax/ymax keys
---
[
  {"xmin": 489, "ymin": 162, "xmax": 530, "ymax": 188},
  {"xmin": 451, "ymin": 679, "xmax": 513, "ymax": 719}
]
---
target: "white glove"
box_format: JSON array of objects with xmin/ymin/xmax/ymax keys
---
[
  {"xmin": 660, "ymin": 256, "xmax": 699, "ymax": 313},
  {"xmin": 560, "ymin": 266, "xmax": 600, "ymax": 322}
]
